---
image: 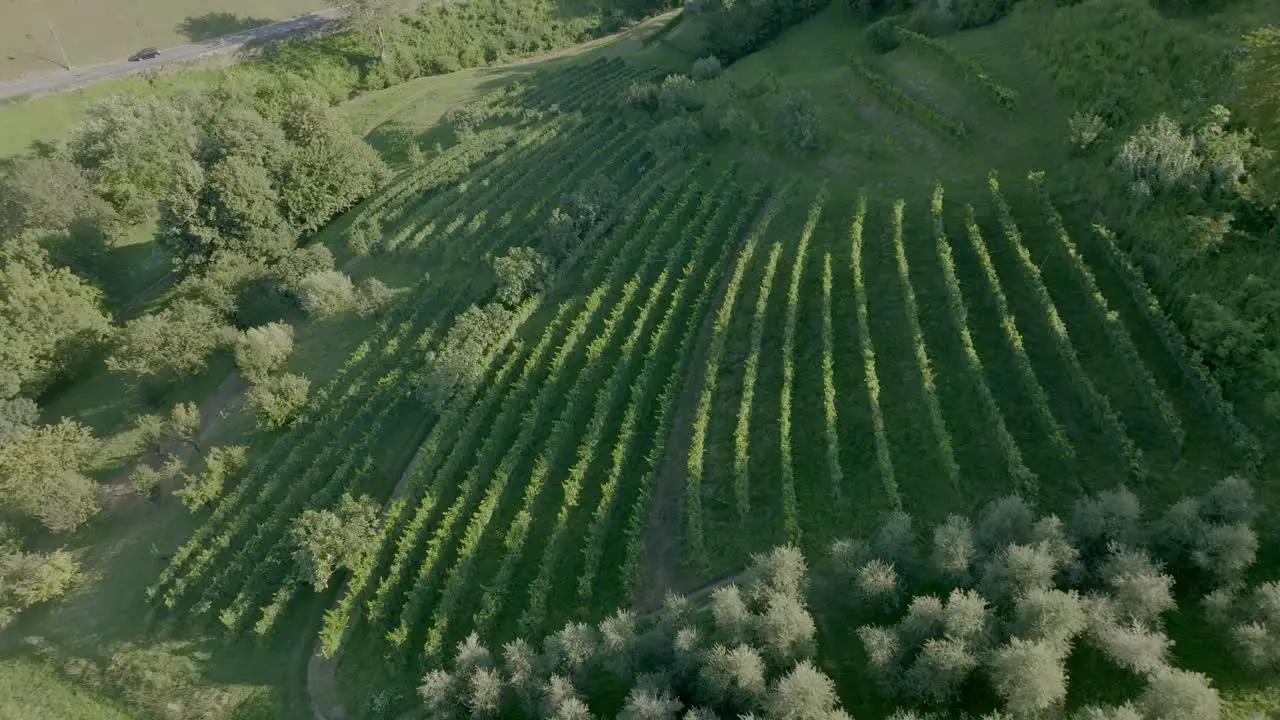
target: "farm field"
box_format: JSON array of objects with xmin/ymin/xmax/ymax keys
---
[
  {"xmin": 4, "ymin": 0, "xmax": 1280, "ymax": 717},
  {"xmin": 0, "ymin": 0, "xmax": 329, "ymax": 81},
  {"xmin": 145, "ymin": 27, "xmax": 1269, "ymax": 714}
]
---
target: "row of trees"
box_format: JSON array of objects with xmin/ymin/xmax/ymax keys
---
[{"xmin": 404, "ymin": 476, "xmax": 1273, "ymax": 718}]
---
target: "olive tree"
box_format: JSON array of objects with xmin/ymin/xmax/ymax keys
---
[
  {"xmin": 233, "ymin": 322, "xmax": 295, "ymax": 382},
  {"xmin": 296, "ymin": 270, "xmax": 358, "ymax": 320},
  {"xmin": 0, "ymin": 548, "xmax": 79, "ymax": 629},
  {"xmin": 246, "ymin": 373, "xmax": 311, "ymax": 430}
]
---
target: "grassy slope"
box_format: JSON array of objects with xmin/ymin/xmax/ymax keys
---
[{"xmin": 0, "ymin": 0, "xmax": 329, "ymax": 81}]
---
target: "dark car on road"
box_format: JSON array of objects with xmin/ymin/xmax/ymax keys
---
[{"xmin": 128, "ymin": 47, "xmax": 159, "ymax": 62}]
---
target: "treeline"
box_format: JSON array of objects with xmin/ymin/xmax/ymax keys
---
[
  {"xmin": 401, "ymin": 476, "xmax": 1275, "ymax": 719},
  {"xmin": 698, "ymin": 0, "xmax": 831, "ymax": 65}
]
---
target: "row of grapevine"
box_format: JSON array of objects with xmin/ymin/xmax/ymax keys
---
[
  {"xmin": 930, "ymin": 186, "xmax": 1037, "ymax": 493},
  {"xmin": 388, "ymin": 119, "xmax": 572, "ymax": 253},
  {"xmin": 849, "ymin": 194, "xmax": 901, "ymax": 507},
  {"xmin": 1027, "ymin": 174, "xmax": 1185, "ymax": 452},
  {"xmin": 515, "ymin": 176, "xmax": 748, "ymax": 639},
  {"xmin": 731, "ymin": 242, "xmax": 784, "ymax": 522},
  {"xmin": 961, "ymin": 205, "xmax": 1076, "ymax": 465},
  {"xmin": 988, "ymin": 174, "xmax": 1143, "ymax": 480},
  {"xmin": 1091, "ymin": 225, "xmax": 1263, "ymax": 472},
  {"xmin": 850, "ymin": 59, "xmax": 969, "ymax": 139},
  {"xmin": 378, "ymin": 162, "xmax": 688, "ymax": 650},
  {"xmin": 896, "ymin": 29, "xmax": 1017, "ymax": 109},
  {"xmin": 421, "ymin": 170, "xmax": 718, "ymax": 655},
  {"xmin": 621, "ymin": 181, "xmax": 773, "ymax": 602},
  {"xmin": 889, "ymin": 198, "xmax": 962, "ymax": 489},
  {"xmin": 779, "ymin": 196, "xmax": 826, "ymax": 543},
  {"xmin": 363, "ymin": 163, "xmax": 685, "ymax": 638},
  {"xmin": 819, "ymin": 253, "xmax": 846, "ymax": 505},
  {"xmin": 684, "ymin": 181, "xmax": 779, "ymax": 569}
]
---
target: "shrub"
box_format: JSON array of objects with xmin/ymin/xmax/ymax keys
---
[
  {"xmin": 773, "ymin": 91, "xmax": 824, "ymax": 153},
  {"xmin": 626, "ymin": 80, "xmax": 660, "ymax": 114},
  {"xmin": 246, "ymin": 373, "xmax": 311, "ymax": 430},
  {"xmin": 297, "ymin": 270, "xmax": 358, "ymax": 319},
  {"xmin": 649, "ymin": 116, "xmax": 703, "ymax": 159},
  {"xmin": 232, "ymin": 322, "xmax": 294, "ymax": 382},
  {"xmin": 274, "ymin": 244, "xmax": 336, "ymax": 294},
  {"xmin": 658, "ymin": 74, "xmax": 704, "ymax": 115},
  {"xmin": 289, "ymin": 492, "xmax": 381, "ymax": 590},
  {"xmin": 1069, "ymin": 111, "xmax": 1108, "ymax": 150},
  {"xmin": 866, "ymin": 16, "xmax": 903, "ymax": 54},
  {"xmin": 346, "ymin": 215, "xmax": 381, "ymax": 256},
  {"xmin": 357, "ymin": 277, "xmax": 399, "ymax": 316},
  {"xmin": 691, "ymin": 55, "xmax": 723, "ymax": 81},
  {"xmin": 174, "ymin": 445, "xmax": 247, "ymax": 511}
]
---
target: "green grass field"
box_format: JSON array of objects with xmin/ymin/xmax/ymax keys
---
[
  {"xmin": 5, "ymin": 1, "xmax": 1280, "ymax": 717},
  {"xmin": 0, "ymin": 0, "xmax": 328, "ymax": 81}
]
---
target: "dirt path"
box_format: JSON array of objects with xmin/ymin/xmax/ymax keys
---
[{"xmin": 636, "ymin": 196, "xmax": 778, "ymax": 612}]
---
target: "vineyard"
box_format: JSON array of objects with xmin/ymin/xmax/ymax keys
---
[{"xmin": 142, "ymin": 35, "xmax": 1259, "ymax": 713}]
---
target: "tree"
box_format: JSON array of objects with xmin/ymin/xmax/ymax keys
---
[
  {"xmin": 246, "ymin": 373, "xmax": 311, "ymax": 430},
  {"xmin": 0, "ymin": 374, "xmax": 37, "ymax": 450},
  {"xmin": 357, "ymin": 276, "xmax": 399, "ymax": 316},
  {"xmin": 904, "ymin": 637, "xmax": 979, "ymax": 705},
  {"xmin": 710, "ymin": 585, "xmax": 753, "ymax": 646},
  {"xmin": 854, "ymin": 559, "xmax": 900, "ymax": 610},
  {"xmin": 976, "ymin": 495, "xmax": 1036, "ymax": 556},
  {"xmin": 130, "ymin": 454, "xmax": 183, "ymax": 500},
  {"xmin": 233, "ymin": 322, "xmax": 295, "ymax": 382},
  {"xmin": 978, "ymin": 542, "xmax": 1059, "ymax": 605},
  {"xmin": 288, "ymin": 493, "xmax": 381, "ymax": 590},
  {"xmin": 346, "ymin": 215, "xmax": 381, "ymax": 256},
  {"xmin": 745, "ymin": 545, "xmax": 808, "ymax": 605},
  {"xmin": 173, "ymin": 445, "xmax": 247, "ymax": 511},
  {"xmin": 691, "ymin": 56, "xmax": 723, "ymax": 81},
  {"xmin": 0, "ymin": 548, "xmax": 79, "ymax": 629},
  {"xmin": 0, "ymin": 255, "xmax": 113, "ymax": 391},
  {"xmin": 332, "ymin": 0, "xmax": 398, "ymax": 63},
  {"xmin": 1069, "ymin": 485, "xmax": 1142, "ymax": 565},
  {"xmin": 467, "ymin": 667, "xmax": 504, "ymax": 717},
  {"xmin": 490, "ymin": 247, "xmax": 550, "ymax": 307},
  {"xmin": 762, "ymin": 661, "xmax": 846, "ymax": 720},
  {"xmin": 1138, "ymin": 667, "xmax": 1220, "ymax": 720},
  {"xmin": 69, "ymin": 95, "xmax": 198, "ymax": 222},
  {"xmin": 1011, "ymin": 588, "xmax": 1087, "ymax": 651},
  {"xmin": 297, "ymin": 270, "xmax": 357, "ymax": 320},
  {"xmin": 274, "ymin": 244, "xmax": 336, "ymax": 295},
  {"xmin": 0, "ymin": 154, "xmax": 117, "ymax": 238},
  {"xmin": 618, "ymin": 681, "xmax": 683, "ymax": 720},
  {"xmin": 932, "ymin": 514, "xmax": 975, "ymax": 582},
  {"xmin": 0, "ymin": 419, "xmax": 101, "ymax": 532},
  {"xmin": 169, "ymin": 402, "xmax": 202, "ymax": 450},
  {"xmin": 107, "ymin": 300, "xmax": 229, "ymax": 378},
  {"xmin": 985, "ymin": 638, "xmax": 1067, "ymax": 715},
  {"xmin": 698, "ymin": 644, "xmax": 767, "ymax": 712},
  {"xmin": 1101, "ymin": 548, "xmax": 1175, "ymax": 624},
  {"xmin": 754, "ymin": 592, "xmax": 817, "ymax": 665},
  {"xmin": 1236, "ymin": 26, "xmax": 1280, "ymax": 211},
  {"xmin": 418, "ymin": 303, "xmax": 515, "ymax": 411},
  {"xmin": 419, "ymin": 669, "xmax": 462, "ymax": 719}
]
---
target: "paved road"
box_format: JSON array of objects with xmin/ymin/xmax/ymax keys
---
[{"xmin": 0, "ymin": 8, "xmax": 345, "ymax": 100}]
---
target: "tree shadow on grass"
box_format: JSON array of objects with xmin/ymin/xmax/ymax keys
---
[{"xmin": 177, "ymin": 13, "xmax": 275, "ymax": 42}]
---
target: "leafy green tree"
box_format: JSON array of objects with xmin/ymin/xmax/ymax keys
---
[
  {"xmin": 169, "ymin": 402, "xmax": 202, "ymax": 450},
  {"xmin": 246, "ymin": 373, "xmax": 311, "ymax": 430},
  {"xmin": 491, "ymin": 247, "xmax": 551, "ymax": 307},
  {"xmin": 467, "ymin": 666, "xmax": 504, "ymax": 717},
  {"xmin": 1011, "ymin": 588, "xmax": 1087, "ymax": 651},
  {"xmin": 0, "ymin": 154, "xmax": 117, "ymax": 238},
  {"xmin": 233, "ymin": 322, "xmax": 295, "ymax": 382},
  {"xmin": 106, "ymin": 300, "xmax": 230, "ymax": 378},
  {"xmin": 691, "ymin": 56, "xmax": 723, "ymax": 81},
  {"xmin": 710, "ymin": 585, "xmax": 753, "ymax": 646},
  {"xmin": 0, "ymin": 255, "xmax": 113, "ymax": 391},
  {"xmin": 418, "ymin": 668, "xmax": 462, "ymax": 719},
  {"xmin": 975, "ymin": 495, "xmax": 1036, "ymax": 556},
  {"xmin": 69, "ymin": 95, "xmax": 198, "ymax": 222},
  {"xmin": 903, "ymin": 637, "xmax": 979, "ymax": 705},
  {"xmin": 297, "ymin": 270, "xmax": 357, "ymax": 320},
  {"xmin": 330, "ymin": 0, "xmax": 399, "ymax": 62},
  {"xmin": 274, "ymin": 244, "xmax": 336, "ymax": 295},
  {"xmin": 418, "ymin": 303, "xmax": 515, "ymax": 411},
  {"xmin": 0, "ymin": 374, "xmax": 37, "ymax": 450},
  {"xmin": 346, "ymin": 215, "xmax": 381, "ymax": 256},
  {"xmin": 288, "ymin": 493, "xmax": 381, "ymax": 590},
  {"xmin": 130, "ymin": 454, "xmax": 183, "ymax": 500},
  {"xmin": 745, "ymin": 545, "xmax": 808, "ymax": 605},
  {"xmin": 0, "ymin": 419, "xmax": 101, "ymax": 532},
  {"xmin": 773, "ymin": 91, "xmax": 824, "ymax": 154},
  {"xmin": 1237, "ymin": 26, "xmax": 1280, "ymax": 211},
  {"xmin": 0, "ymin": 548, "xmax": 79, "ymax": 629},
  {"xmin": 854, "ymin": 559, "xmax": 900, "ymax": 610}
]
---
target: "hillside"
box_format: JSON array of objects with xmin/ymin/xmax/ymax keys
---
[{"xmin": 2, "ymin": 0, "xmax": 1280, "ymax": 717}]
